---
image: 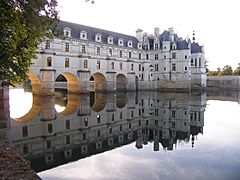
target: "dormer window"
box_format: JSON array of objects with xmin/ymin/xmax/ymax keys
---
[
  {"xmin": 128, "ymin": 40, "xmax": 133, "ymax": 48},
  {"xmin": 63, "ymin": 27, "xmax": 71, "ymax": 38},
  {"xmin": 118, "ymin": 38, "xmax": 123, "ymax": 46},
  {"xmin": 138, "ymin": 43, "xmax": 142, "ymax": 49},
  {"xmin": 108, "ymin": 36, "xmax": 113, "ymax": 44},
  {"xmin": 80, "ymin": 30, "xmax": 87, "ymax": 40},
  {"xmin": 172, "ymin": 43, "xmax": 177, "ymax": 50},
  {"xmin": 95, "ymin": 33, "xmax": 102, "ymax": 42}
]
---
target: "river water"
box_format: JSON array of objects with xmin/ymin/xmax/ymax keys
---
[{"xmin": 5, "ymin": 88, "xmax": 240, "ymax": 180}]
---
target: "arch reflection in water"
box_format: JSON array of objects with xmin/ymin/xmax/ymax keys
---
[{"xmin": 6, "ymin": 90, "xmax": 206, "ymax": 173}]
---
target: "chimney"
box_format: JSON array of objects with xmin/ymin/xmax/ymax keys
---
[
  {"xmin": 136, "ymin": 29, "xmax": 143, "ymax": 42},
  {"xmin": 154, "ymin": 27, "xmax": 159, "ymax": 36},
  {"xmin": 168, "ymin": 27, "xmax": 174, "ymax": 42}
]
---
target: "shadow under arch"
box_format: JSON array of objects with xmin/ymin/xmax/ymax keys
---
[
  {"xmin": 90, "ymin": 72, "xmax": 107, "ymax": 92},
  {"xmin": 116, "ymin": 74, "xmax": 127, "ymax": 91},
  {"xmin": 91, "ymin": 92, "xmax": 107, "ymax": 112},
  {"xmin": 14, "ymin": 95, "xmax": 41, "ymax": 123},
  {"xmin": 27, "ymin": 72, "xmax": 41, "ymax": 95},
  {"xmin": 58, "ymin": 93, "xmax": 80, "ymax": 115},
  {"xmin": 116, "ymin": 92, "xmax": 127, "ymax": 108},
  {"xmin": 56, "ymin": 72, "xmax": 80, "ymax": 94}
]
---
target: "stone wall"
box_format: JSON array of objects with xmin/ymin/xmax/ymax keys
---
[{"xmin": 207, "ymin": 76, "xmax": 240, "ymax": 90}]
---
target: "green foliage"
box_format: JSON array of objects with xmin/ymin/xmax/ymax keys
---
[
  {"xmin": 208, "ymin": 64, "xmax": 240, "ymax": 76},
  {"xmin": 233, "ymin": 64, "xmax": 240, "ymax": 75},
  {"xmin": 220, "ymin": 65, "xmax": 233, "ymax": 76},
  {"xmin": 0, "ymin": 0, "xmax": 58, "ymax": 86}
]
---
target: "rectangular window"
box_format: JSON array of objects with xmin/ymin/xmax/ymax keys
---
[
  {"xmin": 119, "ymin": 62, "xmax": 122, "ymax": 70},
  {"xmin": 172, "ymin": 110, "xmax": 176, "ymax": 118},
  {"xmin": 139, "ymin": 65, "xmax": 141, "ymax": 71},
  {"xmin": 65, "ymin": 58, "xmax": 69, "ymax": 68},
  {"xmin": 48, "ymin": 124, "xmax": 53, "ymax": 133},
  {"xmin": 172, "ymin": 53, "xmax": 176, "ymax": 59},
  {"xmin": 82, "ymin": 45, "xmax": 86, "ymax": 53},
  {"xmin": 191, "ymin": 58, "xmax": 194, "ymax": 65},
  {"xmin": 97, "ymin": 60, "xmax": 100, "ymax": 69},
  {"xmin": 120, "ymin": 112, "xmax": 123, "ymax": 119},
  {"xmin": 23, "ymin": 144, "xmax": 28, "ymax": 154},
  {"xmin": 164, "ymin": 55, "xmax": 166, "ymax": 59},
  {"xmin": 195, "ymin": 58, "xmax": 197, "ymax": 67},
  {"xmin": 199, "ymin": 58, "xmax": 201, "ymax": 67},
  {"xmin": 65, "ymin": 43, "xmax": 69, "ymax": 52},
  {"xmin": 185, "ymin": 67, "xmax": 188, "ymax": 71},
  {"xmin": 119, "ymin": 50, "xmax": 123, "ymax": 58},
  {"xmin": 155, "ymin": 64, "xmax": 159, "ymax": 71},
  {"xmin": 66, "ymin": 135, "xmax": 70, "ymax": 144},
  {"xmin": 172, "ymin": 64, "xmax": 176, "ymax": 71},
  {"xmin": 155, "ymin": 43, "xmax": 159, "ymax": 49},
  {"xmin": 22, "ymin": 126, "xmax": 28, "ymax": 137},
  {"xmin": 47, "ymin": 57, "xmax": 52, "ymax": 67},
  {"xmin": 146, "ymin": 54, "xmax": 149, "ymax": 60},
  {"xmin": 109, "ymin": 127, "xmax": 112, "ymax": 134},
  {"xmin": 65, "ymin": 120, "xmax": 70, "ymax": 129},
  {"xmin": 139, "ymin": 53, "xmax": 141, "ymax": 60},
  {"xmin": 46, "ymin": 40, "xmax": 50, "ymax": 49},
  {"xmin": 97, "ymin": 130, "xmax": 101, "ymax": 137},
  {"xmin": 83, "ymin": 132, "xmax": 86, "ymax": 140},
  {"xmin": 185, "ymin": 55, "xmax": 188, "ymax": 59},
  {"xmin": 155, "ymin": 54, "xmax": 158, "ymax": 60},
  {"xmin": 97, "ymin": 47, "xmax": 100, "ymax": 55},
  {"xmin": 47, "ymin": 140, "xmax": 52, "ymax": 149},
  {"xmin": 109, "ymin": 48, "xmax": 112, "ymax": 56},
  {"xmin": 128, "ymin": 52, "xmax": 132, "ymax": 59}
]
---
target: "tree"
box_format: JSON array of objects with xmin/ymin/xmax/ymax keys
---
[
  {"xmin": 220, "ymin": 65, "xmax": 233, "ymax": 76},
  {"xmin": 233, "ymin": 63, "xmax": 240, "ymax": 76},
  {"xmin": 0, "ymin": 0, "xmax": 58, "ymax": 87}
]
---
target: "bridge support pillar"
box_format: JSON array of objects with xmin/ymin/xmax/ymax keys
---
[
  {"xmin": 41, "ymin": 96, "xmax": 56, "ymax": 121},
  {"xmin": 40, "ymin": 69, "xmax": 55, "ymax": 96},
  {"xmin": 78, "ymin": 70, "xmax": 90, "ymax": 93},
  {"xmin": 106, "ymin": 72, "xmax": 116, "ymax": 92},
  {"xmin": 127, "ymin": 73, "xmax": 136, "ymax": 91},
  {"xmin": 0, "ymin": 87, "xmax": 10, "ymax": 129}
]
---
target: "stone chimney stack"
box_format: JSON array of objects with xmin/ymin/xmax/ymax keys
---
[
  {"xmin": 168, "ymin": 27, "xmax": 174, "ymax": 42},
  {"xmin": 136, "ymin": 29, "xmax": 143, "ymax": 42},
  {"xmin": 154, "ymin": 27, "xmax": 159, "ymax": 36}
]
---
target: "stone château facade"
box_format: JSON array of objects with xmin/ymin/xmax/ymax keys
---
[{"xmin": 30, "ymin": 21, "xmax": 206, "ymax": 94}]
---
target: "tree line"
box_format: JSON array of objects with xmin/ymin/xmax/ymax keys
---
[{"xmin": 207, "ymin": 64, "xmax": 240, "ymax": 76}]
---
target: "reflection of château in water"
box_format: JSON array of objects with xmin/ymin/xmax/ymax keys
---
[{"xmin": 5, "ymin": 91, "xmax": 206, "ymax": 172}]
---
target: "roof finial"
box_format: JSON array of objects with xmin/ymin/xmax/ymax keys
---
[{"xmin": 192, "ymin": 30, "xmax": 196, "ymax": 42}]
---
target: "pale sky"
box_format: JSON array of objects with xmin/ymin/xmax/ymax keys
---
[{"xmin": 57, "ymin": 0, "xmax": 240, "ymax": 70}]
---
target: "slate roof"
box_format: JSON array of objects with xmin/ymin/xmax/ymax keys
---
[
  {"xmin": 56, "ymin": 21, "xmax": 201, "ymax": 53},
  {"xmin": 144, "ymin": 30, "xmax": 189, "ymax": 51},
  {"xmin": 57, "ymin": 21, "xmax": 139, "ymax": 49},
  {"xmin": 191, "ymin": 42, "xmax": 203, "ymax": 53}
]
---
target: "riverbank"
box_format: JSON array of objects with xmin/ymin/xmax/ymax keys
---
[{"xmin": 0, "ymin": 132, "xmax": 40, "ymax": 180}]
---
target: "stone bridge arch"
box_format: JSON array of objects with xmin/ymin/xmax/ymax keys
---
[
  {"xmin": 27, "ymin": 72, "xmax": 41, "ymax": 95},
  {"xmin": 116, "ymin": 74, "xmax": 127, "ymax": 91},
  {"xmin": 91, "ymin": 93, "xmax": 107, "ymax": 112},
  {"xmin": 90, "ymin": 72, "xmax": 107, "ymax": 92},
  {"xmin": 55, "ymin": 72, "xmax": 80, "ymax": 94},
  {"xmin": 14, "ymin": 95, "xmax": 41, "ymax": 123},
  {"xmin": 58, "ymin": 94, "xmax": 80, "ymax": 115}
]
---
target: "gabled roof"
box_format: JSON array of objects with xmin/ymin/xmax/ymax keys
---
[
  {"xmin": 191, "ymin": 42, "xmax": 203, "ymax": 53},
  {"xmin": 57, "ymin": 21, "xmax": 139, "ymax": 49}
]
